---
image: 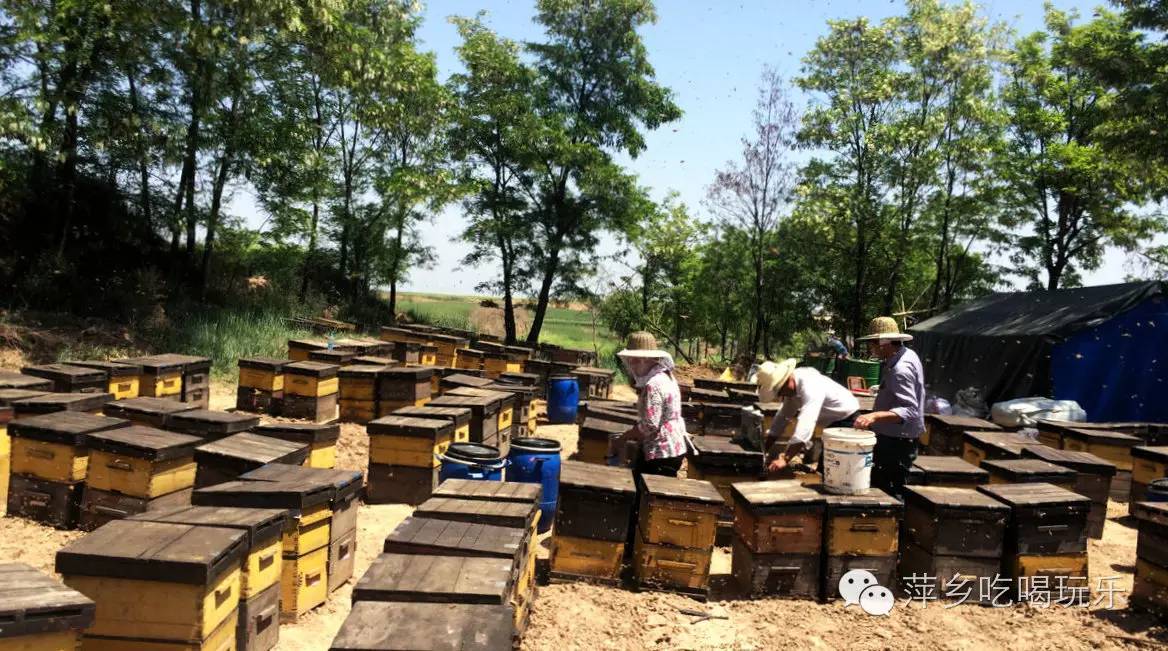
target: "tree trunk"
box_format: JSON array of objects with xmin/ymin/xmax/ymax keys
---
[
  {"xmin": 200, "ymin": 145, "xmax": 232, "ymax": 294},
  {"xmin": 500, "ymin": 235, "xmax": 517, "ymax": 344},
  {"xmin": 525, "ymin": 239, "xmax": 562, "ymax": 345},
  {"xmin": 128, "ymin": 73, "xmax": 153, "ymax": 239},
  {"xmin": 181, "ymin": 0, "xmax": 207, "ymax": 265},
  {"xmin": 387, "ymin": 211, "xmax": 406, "ymax": 317}
]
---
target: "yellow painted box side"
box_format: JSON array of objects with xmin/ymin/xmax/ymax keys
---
[
  {"xmin": 141, "ymin": 373, "xmax": 182, "ymax": 398},
  {"xmin": 338, "ymin": 379, "xmax": 376, "ymax": 401},
  {"xmin": 338, "ymin": 400, "xmax": 377, "ymax": 423},
  {"xmin": 826, "ymin": 515, "xmax": 899, "ymax": 556},
  {"xmin": 1063, "ymin": 439, "xmax": 1133, "ymax": 471},
  {"xmin": 11, "ymin": 438, "xmax": 88, "ymax": 482},
  {"xmin": 550, "ymin": 535, "xmax": 624, "ymax": 580},
  {"xmin": 106, "ymin": 377, "xmax": 140, "ymax": 401},
  {"xmin": 0, "ymin": 631, "xmax": 81, "ymax": 651},
  {"xmin": 284, "ymin": 376, "xmax": 338, "ymax": 398},
  {"xmin": 633, "ymin": 536, "xmax": 711, "ymax": 590},
  {"xmin": 238, "ymin": 369, "xmax": 283, "ymax": 392},
  {"xmin": 80, "ymin": 614, "xmax": 236, "ymax": 651},
  {"xmin": 304, "ymin": 442, "xmax": 336, "ymax": 469},
  {"xmin": 368, "ymin": 434, "xmax": 454, "ymax": 468},
  {"xmin": 280, "ymin": 506, "xmax": 332, "ymax": 555},
  {"xmin": 287, "ymin": 349, "xmax": 310, "ymax": 362},
  {"xmin": 497, "ymin": 407, "xmax": 514, "ymax": 432},
  {"xmin": 279, "ymin": 547, "xmax": 328, "ymax": 621},
  {"xmin": 0, "ymin": 455, "xmax": 8, "ymax": 517},
  {"xmin": 1134, "ymin": 458, "xmax": 1168, "ymax": 485},
  {"xmin": 85, "ymin": 451, "xmax": 196, "ymax": 499},
  {"xmin": 1, "ymin": 424, "xmax": 9, "ymax": 457},
  {"xmin": 241, "ymin": 536, "xmax": 283, "ymax": 599}
]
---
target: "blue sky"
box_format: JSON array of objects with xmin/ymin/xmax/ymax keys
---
[{"xmin": 243, "ymin": 0, "xmax": 1142, "ymax": 295}]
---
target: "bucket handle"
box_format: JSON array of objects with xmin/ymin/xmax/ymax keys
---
[{"xmin": 435, "ymin": 452, "xmax": 510, "ymax": 472}]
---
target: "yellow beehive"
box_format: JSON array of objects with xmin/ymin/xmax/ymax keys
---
[
  {"xmin": 84, "ymin": 426, "xmax": 200, "ymax": 499},
  {"xmin": 367, "ymin": 415, "xmax": 456, "ymax": 468}
]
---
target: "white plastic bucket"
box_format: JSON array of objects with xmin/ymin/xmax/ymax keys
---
[{"xmin": 822, "ymin": 427, "xmax": 877, "ymax": 494}]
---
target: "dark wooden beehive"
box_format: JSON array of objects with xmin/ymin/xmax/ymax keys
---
[
  {"xmin": 0, "ymin": 562, "xmax": 95, "ymax": 641},
  {"xmin": 167, "ymin": 408, "xmax": 261, "ymax": 439},
  {"xmin": 101, "ymin": 396, "xmax": 198, "ymax": 428},
  {"xmin": 910, "ymin": 456, "xmax": 990, "ymax": 488},
  {"xmin": 923, "ymin": 414, "xmax": 1001, "ymax": 456},
  {"xmin": 12, "ymin": 392, "xmax": 114, "ymax": 416},
  {"xmin": 901, "ymin": 486, "xmax": 1009, "ymax": 558},
  {"xmin": 555, "ymin": 460, "xmax": 637, "ymax": 542},
  {"xmin": 329, "ymin": 601, "xmax": 514, "ymax": 651},
  {"xmin": 193, "ymin": 432, "xmax": 310, "ymax": 487}
]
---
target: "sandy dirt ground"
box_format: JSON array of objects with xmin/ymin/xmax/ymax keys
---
[{"xmin": 1, "ymin": 380, "xmax": 1165, "ymax": 650}]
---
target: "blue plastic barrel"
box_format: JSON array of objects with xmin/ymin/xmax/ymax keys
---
[
  {"xmin": 1148, "ymin": 478, "xmax": 1168, "ymax": 502},
  {"xmin": 547, "ymin": 375, "xmax": 579, "ymax": 424},
  {"xmin": 507, "ymin": 438, "xmax": 562, "ymax": 533},
  {"xmin": 438, "ymin": 443, "xmax": 507, "ymax": 482}
]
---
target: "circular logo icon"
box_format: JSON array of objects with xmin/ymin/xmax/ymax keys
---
[
  {"xmin": 859, "ymin": 584, "xmax": 896, "ymax": 616},
  {"xmin": 838, "ymin": 569, "xmax": 879, "ymax": 606}
]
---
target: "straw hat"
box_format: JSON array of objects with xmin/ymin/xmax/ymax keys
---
[
  {"xmin": 617, "ymin": 331, "xmax": 667, "ymax": 358},
  {"xmin": 756, "ymin": 358, "xmax": 797, "ymax": 403},
  {"xmin": 857, "ymin": 316, "xmax": 912, "ymax": 342}
]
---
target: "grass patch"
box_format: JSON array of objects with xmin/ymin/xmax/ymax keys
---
[{"xmin": 151, "ymin": 306, "xmax": 317, "ymax": 378}]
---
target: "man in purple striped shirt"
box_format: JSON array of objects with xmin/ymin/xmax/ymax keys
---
[{"xmin": 853, "ymin": 317, "xmax": 926, "ymax": 499}]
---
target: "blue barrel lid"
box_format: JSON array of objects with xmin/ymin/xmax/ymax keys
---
[
  {"xmin": 549, "ymin": 375, "xmax": 577, "ymax": 381},
  {"xmin": 511, "ymin": 437, "xmax": 561, "ymax": 453},
  {"xmin": 445, "ymin": 442, "xmax": 502, "ymax": 463}
]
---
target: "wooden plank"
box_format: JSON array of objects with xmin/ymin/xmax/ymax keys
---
[
  {"xmin": 56, "ymin": 520, "xmax": 246, "ymax": 586},
  {"xmin": 8, "ymin": 412, "xmax": 127, "ymax": 445},
  {"xmin": 432, "ymin": 479, "xmax": 540, "ymax": 504},
  {"xmin": 126, "ymin": 505, "xmax": 288, "ymax": 549},
  {"xmin": 383, "ymin": 517, "xmax": 525, "ymax": 563},
  {"xmin": 168, "ymin": 409, "xmax": 260, "ymax": 436},
  {"xmin": 329, "ymin": 601, "xmax": 513, "ymax": 651},
  {"xmin": 0, "ymin": 562, "xmax": 96, "ymax": 637},
  {"xmin": 641, "ymin": 473, "xmax": 723, "ymax": 505},
  {"xmin": 413, "ymin": 497, "xmax": 535, "ymax": 529},
  {"xmin": 85, "ymin": 426, "xmax": 201, "ymax": 461},
  {"xmin": 191, "ymin": 479, "xmax": 333, "ymax": 512},
  {"xmin": 912, "ymin": 456, "xmax": 990, "ymax": 476},
  {"xmin": 195, "ymin": 432, "xmax": 309, "ymax": 465},
  {"xmin": 352, "ymin": 553, "xmax": 512, "ymax": 604},
  {"xmin": 977, "ymin": 482, "xmax": 1092, "ymax": 507},
  {"xmin": 559, "ymin": 459, "xmax": 635, "ymax": 494}
]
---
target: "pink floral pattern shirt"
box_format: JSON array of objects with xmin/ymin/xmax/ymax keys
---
[{"xmin": 638, "ymin": 372, "xmax": 688, "ymax": 460}]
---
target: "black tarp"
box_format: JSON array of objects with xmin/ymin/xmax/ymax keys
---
[{"xmin": 908, "ymin": 281, "xmax": 1165, "ymax": 404}]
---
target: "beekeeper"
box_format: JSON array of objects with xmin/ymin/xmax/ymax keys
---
[
  {"xmin": 757, "ymin": 358, "xmax": 861, "ymax": 473},
  {"xmin": 611, "ymin": 331, "xmax": 688, "ymax": 478}
]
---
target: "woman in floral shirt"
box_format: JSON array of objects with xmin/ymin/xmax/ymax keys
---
[{"xmin": 615, "ymin": 331, "xmax": 688, "ymax": 477}]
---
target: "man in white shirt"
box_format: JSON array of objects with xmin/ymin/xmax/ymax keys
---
[{"xmin": 756, "ymin": 358, "xmax": 861, "ymax": 473}]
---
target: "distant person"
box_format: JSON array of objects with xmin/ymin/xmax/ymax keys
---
[
  {"xmin": 853, "ymin": 317, "xmax": 925, "ymax": 500},
  {"xmin": 825, "ymin": 331, "xmax": 849, "ymax": 359},
  {"xmin": 756, "ymin": 358, "xmax": 860, "ymax": 473},
  {"xmin": 611, "ymin": 331, "xmax": 688, "ymax": 478}
]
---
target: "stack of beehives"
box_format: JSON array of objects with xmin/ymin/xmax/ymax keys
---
[{"xmin": 548, "ymin": 461, "xmax": 636, "ymax": 585}]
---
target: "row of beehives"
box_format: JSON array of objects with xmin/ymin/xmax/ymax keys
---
[
  {"xmin": 0, "ymin": 460, "xmax": 360, "ymax": 651},
  {"xmin": 331, "ymin": 479, "xmax": 544, "ymax": 650},
  {"xmin": 2, "ymin": 354, "xmax": 213, "ymax": 406}
]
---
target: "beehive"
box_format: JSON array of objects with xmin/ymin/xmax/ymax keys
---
[
  {"xmin": 168, "ymin": 408, "xmax": 261, "ymax": 441},
  {"xmin": 1132, "ymin": 445, "xmax": 1168, "ymax": 504},
  {"xmin": 12, "ymin": 392, "xmax": 113, "ymax": 417},
  {"xmin": 154, "ymin": 354, "xmax": 211, "ymax": 409},
  {"xmin": 923, "ymin": 414, "xmax": 1002, "ymax": 456},
  {"xmin": 686, "ymin": 436, "xmax": 763, "ymax": 507},
  {"xmin": 0, "ymin": 389, "xmax": 48, "ymax": 408},
  {"xmin": 365, "ymin": 464, "xmax": 438, "ymax": 506},
  {"xmin": 65, "ymin": 361, "xmax": 143, "ymax": 400},
  {"xmin": 390, "ymin": 405, "xmax": 473, "ymax": 443},
  {"xmin": 0, "ymin": 372, "xmax": 53, "ymax": 391},
  {"xmin": 445, "ymin": 388, "xmax": 515, "ymax": 452},
  {"xmin": 701, "ymin": 403, "xmax": 745, "ymax": 438},
  {"xmin": 121, "ymin": 356, "xmax": 185, "ymax": 399},
  {"xmin": 483, "ymin": 383, "xmax": 537, "ymax": 437},
  {"xmin": 572, "ymin": 367, "xmax": 615, "ymax": 399},
  {"xmin": 981, "ymin": 458, "xmax": 1078, "ymax": 489},
  {"xmin": 309, "ymin": 349, "xmax": 357, "ymax": 366},
  {"xmin": 1022, "ymin": 445, "xmax": 1116, "ymax": 539},
  {"xmin": 352, "ymin": 355, "xmax": 395, "ymax": 366},
  {"xmin": 284, "ymin": 361, "xmax": 339, "ymax": 398},
  {"xmin": 555, "ymin": 461, "xmax": 636, "ymax": 542},
  {"xmin": 329, "ymin": 601, "xmax": 514, "ymax": 651},
  {"xmin": 102, "ymin": 396, "xmax": 198, "ymax": 428},
  {"xmin": 821, "ymin": 489, "xmax": 902, "ymax": 601},
  {"xmin": 439, "ymin": 373, "xmax": 493, "ymax": 393},
  {"xmin": 367, "ymin": 415, "xmax": 456, "ymax": 469},
  {"xmin": 0, "ymin": 563, "xmax": 95, "ymax": 651},
  {"xmin": 286, "ymin": 338, "xmax": 328, "ymax": 361},
  {"xmin": 8, "ymin": 412, "xmax": 127, "ymax": 486},
  {"xmin": 376, "ymin": 367, "xmax": 433, "ymax": 415},
  {"xmin": 498, "ymin": 371, "xmax": 539, "ymax": 388},
  {"xmin": 455, "ymin": 348, "xmax": 486, "ymax": 372},
  {"xmin": 20, "ymin": 363, "xmax": 107, "ymax": 394},
  {"xmin": 909, "ymin": 456, "xmax": 989, "ymax": 488},
  {"xmin": 1131, "ymin": 502, "xmax": 1168, "ymax": 615},
  {"xmin": 378, "ymin": 327, "xmax": 428, "ymax": 346},
  {"xmin": 252, "ymin": 422, "xmax": 341, "ymax": 470},
  {"xmin": 194, "ymin": 433, "xmax": 310, "ymax": 488},
  {"xmin": 576, "ymin": 418, "xmax": 627, "ymax": 465},
  {"xmin": 428, "ymin": 394, "xmax": 501, "ymax": 445},
  {"xmin": 429, "ymin": 333, "xmax": 469, "ymax": 367},
  {"xmin": 237, "ymin": 357, "xmax": 287, "ymax": 415},
  {"xmin": 729, "ymin": 481, "xmax": 824, "ymax": 599},
  {"xmin": 57, "ymin": 520, "xmax": 244, "ymax": 647},
  {"xmin": 414, "ymin": 496, "xmax": 539, "ymax": 541},
  {"xmin": 634, "ymin": 475, "xmax": 722, "ymax": 596},
  {"xmin": 961, "ymin": 431, "xmax": 1036, "ymax": 466},
  {"xmin": 1061, "ymin": 427, "xmax": 1141, "ymax": 471},
  {"xmin": 336, "ymin": 364, "xmax": 387, "ymax": 424}
]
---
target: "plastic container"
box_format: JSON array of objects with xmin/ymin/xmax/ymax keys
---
[
  {"xmin": 507, "ymin": 438, "xmax": 562, "ymax": 533},
  {"xmin": 1148, "ymin": 478, "xmax": 1168, "ymax": 502},
  {"xmin": 438, "ymin": 443, "xmax": 507, "ymax": 482},
  {"xmin": 547, "ymin": 375, "xmax": 580, "ymax": 424},
  {"xmin": 822, "ymin": 427, "xmax": 877, "ymax": 494},
  {"xmin": 840, "ymin": 359, "xmax": 881, "ymax": 390}
]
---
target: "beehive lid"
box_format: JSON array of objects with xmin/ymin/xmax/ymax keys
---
[
  {"xmin": 962, "ymin": 431, "xmax": 1035, "ymax": 454},
  {"xmin": 383, "ymin": 517, "xmax": 526, "ymax": 561},
  {"xmin": 56, "ymin": 520, "xmax": 245, "ymax": 586},
  {"xmin": 981, "ymin": 458, "xmax": 1077, "ymax": 482},
  {"xmin": 432, "ymin": 479, "xmax": 541, "ymax": 504},
  {"xmin": 823, "ymin": 487, "xmax": 903, "ymax": 514},
  {"xmin": 0, "ymin": 388, "xmax": 48, "ymax": 406},
  {"xmin": 352, "ymin": 356, "xmax": 395, "ymax": 366},
  {"xmin": 0, "ymin": 562, "xmax": 95, "ymax": 638},
  {"xmin": 1021, "ymin": 445, "xmax": 1117, "ymax": 476},
  {"xmin": 1063, "ymin": 427, "xmax": 1142, "ymax": 446},
  {"xmin": 380, "ymin": 366, "xmax": 435, "ymax": 381},
  {"xmin": 309, "ymin": 349, "xmax": 357, "ymax": 364},
  {"xmin": 457, "ymin": 348, "xmax": 486, "ymax": 358},
  {"xmin": 584, "ymin": 407, "xmax": 639, "ymax": 426},
  {"xmin": 9, "ymin": 411, "xmax": 127, "ymax": 445},
  {"xmin": 484, "ymin": 383, "xmax": 535, "ymax": 401},
  {"xmin": 155, "ymin": 353, "xmax": 212, "ymax": 373},
  {"xmin": 579, "ymin": 418, "xmax": 628, "ymax": 436},
  {"xmin": 912, "ymin": 456, "xmax": 989, "ymax": 477},
  {"xmin": 446, "ymin": 387, "xmax": 515, "ymax": 409},
  {"xmin": 695, "ymin": 378, "xmax": 757, "ymax": 392},
  {"xmin": 237, "ymin": 357, "xmax": 288, "ymax": 371},
  {"xmin": 168, "ymin": 409, "xmax": 261, "ymax": 436},
  {"xmin": 367, "ymin": 415, "xmax": 454, "ymax": 439},
  {"xmin": 730, "ymin": 480, "xmax": 825, "ymax": 509},
  {"xmin": 391, "ymin": 406, "xmax": 473, "ymax": 427},
  {"xmin": 559, "ymin": 460, "xmax": 636, "ymax": 494},
  {"xmin": 192, "ymin": 479, "xmax": 332, "ymax": 512},
  {"xmin": 689, "ymin": 387, "xmax": 728, "ymax": 401},
  {"xmin": 329, "ymin": 601, "xmax": 513, "ymax": 651},
  {"xmin": 0, "ymin": 373, "xmax": 53, "ymax": 391},
  {"xmin": 86, "ymin": 426, "xmax": 202, "ymax": 460},
  {"xmin": 284, "ymin": 361, "xmax": 339, "ymax": 378},
  {"xmin": 414, "ymin": 497, "xmax": 537, "ymax": 530},
  {"xmin": 641, "ymin": 474, "xmax": 724, "ymax": 505},
  {"xmin": 573, "ymin": 366, "xmax": 615, "ymax": 378},
  {"xmin": 902, "ymin": 485, "xmax": 1010, "ymax": 512},
  {"xmin": 1131, "ymin": 501, "xmax": 1168, "ymax": 527},
  {"xmin": 13, "ymin": 392, "xmax": 114, "ymax": 414},
  {"xmin": 21, "ymin": 363, "xmax": 106, "ymax": 383},
  {"xmin": 925, "ymin": 414, "xmax": 1001, "ymax": 430},
  {"xmin": 126, "ymin": 505, "xmax": 288, "ymax": 549},
  {"xmin": 239, "ymin": 463, "xmax": 364, "ymax": 503},
  {"xmin": 252, "ymin": 421, "xmax": 341, "ymax": 444},
  {"xmin": 1132, "ymin": 445, "xmax": 1168, "ymax": 464},
  {"xmin": 195, "ymin": 432, "xmax": 309, "ymax": 465},
  {"xmin": 430, "ymin": 333, "xmax": 470, "ymax": 345},
  {"xmin": 754, "ymin": 401, "xmax": 782, "ymax": 415},
  {"xmin": 428, "ymin": 395, "xmax": 498, "ymax": 415},
  {"xmin": 288, "ymin": 338, "xmax": 328, "ymax": 351},
  {"xmin": 688, "ymin": 436, "xmax": 762, "ymax": 461},
  {"xmin": 978, "ymin": 482, "xmax": 1091, "ymax": 508},
  {"xmin": 64, "ymin": 360, "xmax": 142, "ymax": 377},
  {"xmin": 338, "ymin": 364, "xmax": 389, "ymax": 379},
  {"xmin": 352, "ymin": 553, "xmax": 513, "ymax": 605},
  {"xmin": 121, "ymin": 355, "xmax": 184, "ymax": 374},
  {"xmin": 498, "ymin": 372, "xmax": 538, "ymax": 384},
  {"xmin": 703, "ymin": 402, "xmax": 745, "ymax": 415},
  {"xmin": 103, "ymin": 396, "xmax": 198, "ymax": 420}
]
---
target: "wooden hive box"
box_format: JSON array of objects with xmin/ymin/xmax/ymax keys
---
[
  {"xmin": 127, "ymin": 505, "xmax": 286, "ymax": 651},
  {"xmin": 910, "ymin": 456, "xmax": 990, "ymax": 488},
  {"xmin": 367, "ymin": 415, "xmax": 456, "ymax": 469},
  {"xmin": 981, "ymin": 458, "xmax": 1078, "ymax": 489},
  {"xmin": 455, "ymin": 348, "xmax": 486, "ymax": 371},
  {"xmin": 57, "ymin": 520, "xmax": 245, "ymax": 648},
  {"xmin": 1021, "ymin": 445, "xmax": 1116, "ymax": 539},
  {"xmin": 12, "ymin": 392, "xmax": 114, "ymax": 417},
  {"xmin": 428, "ymin": 394, "xmax": 500, "ymax": 445},
  {"xmin": 499, "ymin": 371, "xmax": 539, "ymax": 387},
  {"xmin": 1131, "ymin": 502, "xmax": 1168, "ymax": 615},
  {"xmin": 729, "ymin": 481, "xmax": 824, "ymax": 599},
  {"xmin": 191, "ymin": 480, "xmax": 333, "ymax": 622},
  {"xmin": 365, "ymin": 463, "xmax": 438, "ymax": 506},
  {"xmin": 555, "ymin": 460, "xmax": 637, "ymax": 542},
  {"xmin": 237, "ymin": 357, "xmax": 287, "ymax": 415},
  {"xmin": 445, "ymin": 388, "xmax": 515, "ymax": 444},
  {"xmin": 1132, "ymin": 445, "xmax": 1168, "ymax": 504},
  {"xmin": 0, "ymin": 388, "xmax": 49, "ymax": 409},
  {"xmin": 309, "ymin": 349, "xmax": 357, "ymax": 366},
  {"xmin": 923, "ymin": 414, "xmax": 1001, "ymax": 456},
  {"xmin": 337, "ymin": 364, "xmax": 388, "ymax": 424},
  {"xmin": 483, "ymin": 383, "xmax": 536, "ymax": 437},
  {"xmin": 168, "ymin": 408, "xmax": 261, "ymax": 440},
  {"xmin": 820, "ymin": 488, "xmax": 902, "ymax": 601},
  {"xmin": 961, "ymin": 431, "xmax": 1035, "ymax": 467},
  {"xmin": 583, "ymin": 405, "xmax": 639, "ymax": 427},
  {"xmin": 688, "ymin": 387, "xmax": 728, "ymax": 404},
  {"xmin": 20, "ymin": 363, "xmax": 107, "ymax": 394},
  {"xmin": 700, "ymin": 403, "xmax": 744, "ymax": 438},
  {"xmin": 120, "ymin": 356, "xmax": 185, "ymax": 399},
  {"xmin": 252, "ymin": 422, "xmax": 341, "ymax": 470},
  {"xmin": 1061, "ymin": 427, "xmax": 1141, "ymax": 471},
  {"xmin": 390, "ymin": 405, "xmax": 473, "ymax": 443},
  {"xmin": 439, "ymin": 373, "xmax": 494, "ymax": 393},
  {"xmin": 686, "ymin": 436, "xmax": 763, "ymax": 503},
  {"xmin": 576, "ymin": 418, "xmax": 627, "ymax": 465},
  {"xmin": 392, "ymin": 341, "xmax": 423, "ymax": 365},
  {"xmin": 0, "ymin": 372, "xmax": 53, "ymax": 392},
  {"xmin": 376, "ymin": 367, "xmax": 434, "ymax": 415},
  {"xmin": 102, "ymin": 396, "xmax": 198, "ymax": 428},
  {"xmin": 329, "ymin": 601, "xmax": 513, "ymax": 651},
  {"xmin": 430, "ymin": 333, "xmax": 470, "ymax": 367},
  {"xmin": 414, "ymin": 496, "xmax": 539, "ymax": 539},
  {"xmin": 0, "ymin": 562, "xmax": 95, "ymax": 651},
  {"xmin": 352, "ymin": 355, "xmax": 395, "ymax": 366},
  {"xmin": 154, "ymin": 354, "xmax": 212, "ymax": 409},
  {"xmin": 416, "ymin": 343, "xmax": 438, "ymax": 367},
  {"xmin": 286, "ymin": 338, "xmax": 328, "ymax": 362},
  {"xmin": 9, "ymin": 412, "xmax": 127, "ymax": 484},
  {"xmin": 65, "ymin": 361, "xmax": 142, "ymax": 400},
  {"xmin": 194, "ymin": 433, "xmax": 310, "ymax": 488},
  {"xmin": 572, "ymin": 367, "xmax": 614, "ymax": 399},
  {"xmin": 378, "ymin": 327, "xmax": 428, "ymax": 346},
  {"xmin": 284, "ymin": 361, "xmax": 340, "ymax": 398},
  {"xmin": 638, "ymin": 474, "xmax": 724, "ymax": 550}
]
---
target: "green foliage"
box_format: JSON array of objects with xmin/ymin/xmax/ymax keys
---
[{"xmin": 150, "ymin": 305, "xmax": 316, "ymax": 378}]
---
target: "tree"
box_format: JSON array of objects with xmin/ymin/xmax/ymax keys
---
[
  {"xmin": 521, "ymin": 0, "xmax": 681, "ymax": 345},
  {"xmin": 706, "ymin": 67, "xmax": 798, "ymax": 356}
]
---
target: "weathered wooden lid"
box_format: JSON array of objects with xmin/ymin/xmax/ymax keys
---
[
  {"xmin": 195, "ymin": 432, "xmax": 309, "ymax": 465},
  {"xmin": 287, "ymin": 338, "xmax": 328, "ymax": 351},
  {"xmin": 21, "ymin": 363, "xmax": 106, "ymax": 383},
  {"xmin": 309, "ymin": 350, "xmax": 357, "ymax": 365},
  {"xmin": 978, "ymin": 482, "xmax": 1092, "ymax": 508},
  {"xmin": 239, "ymin": 463, "xmax": 364, "ymax": 504},
  {"xmin": 1131, "ymin": 501, "xmax": 1168, "ymax": 527},
  {"xmin": 482, "ymin": 384, "xmax": 536, "ymax": 402},
  {"xmin": 352, "ymin": 356, "xmax": 395, "ymax": 366},
  {"xmin": 126, "ymin": 505, "xmax": 288, "ymax": 549},
  {"xmin": 9, "ymin": 411, "xmax": 127, "ymax": 445},
  {"xmin": 192, "ymin": 479, "xmax": 332, "ymax": 512},
  {"xmin": 912, "ymin": 456, "xmax": 989, "ymax": 477},
  {"xmin": 103, "ymin": 396, "xmax": 198, "ymax": 420},
  {"xmin": 1062, "ymin": 427, "xmax": 1142, "ymax": 446},
  {"xmin": 56, "ymin": 520, "xmax": 245, "ymax": 586},
  {"xmin": 367, "ymin": 415, "xmax": 454, "ymax": 439},
  {"xmin": 86, "ymin": 425, "xmax": 201, "ymax": 460},
  {"xmin": 559, "ymin": 460, "xmax": 636, "ymax": 494},
  {"xmin": 432, "ymin": 479, "xmax": 541, "ymax": 504},
  {"xmin": 689, "ymin": 387, "xmax": 729, "ymax": 401},
  {"xmin": 573, "ymin": 366, "xmax": 615, "ymax": 378},
  {"xmin": 237, "ymin": 357, "xmax": 288, "ymax": 372},
  {"xmin": 12, "ymin": 392, "xmax": 114, "ymax": 414},
  {"xmin": 1021, "ymin": 445, "xmax": 1117, "ymax": 475},
  {"xmin": 428, "ymin": 395, "xmax": 499, "ymax": 415},
  {"xmin": 962, "ymin": 431, "xmax": 1035, "ymax": 453},
  {"xmin": 338, "ymin": 364, "xmax": 390, "ymax": 379},
  {"xmin": 65, "ymin": 360, "xmax": 142, "ymax": 377},
  {"xmin": 390, "ymin": 405, "xmax": 473, "ymax": 427},
  {"xmin": 352, "ymin": 553, "xmax": 513, "ymax": 605},
  {"xmin": 688, "ymin": 436, "xmax": 763, "ymax": 460},
  {"xmin": 429, "ymin": 333, "xmax": 470, "ymax": 345},
  {"xmin": 154, "ymin": 353, "xmax": 212, "ymax": 373},
  {"xmin": 498, "ymin": 372, "xmax": 539, "ymax": 384},
  {"xmin": 641, "ymin": 474, "xmax": 724, "ymax": 504},
  {"xmin": 383, "ymin": 517, "xmax": 525, "ymax": 560},
  {"xmin": 0, "ymin": 388, "xmax": 48, "ymax": 406},
  {"xmin": 414, "ymin": 497, "xmax": 536, "ymax": 529},
  {"xmin": 925, "ymin": 414, "xmax": 1001, "ymax": 430},
  {"xmin": 903, "ymin": 485, "xmax": 1010, "ymax": 512},
  {"xmin": 981, "ymin": 458, "xmax": 1077, "ymax": 481},
  {"xmin": 252, "ymin": 421, "xmax": 341, "ymax": 444},
  {"xmin": 380, "ymin": 366, "xmax": 435, "ymax": 381},
  {"xmin": 0, "ymin": 373, "xmax": 53, "ymax": 391},
  {"xmin": 168, "ymin": 409, "xmax": 261, "ymax": 436},
  {"xmin": 730, "ymin": 480, "xmax": 825, "ymax": 509},
  {"xmin": 120, "ymin": 355, "xmax": 184, "ymax": 374},
  {"xmin": 579, "ymin": 418, "xmax": 628, "ymax": 436},
  {"xmin": 585, "ymin": 406, "xmax": 639, "ymax": 426},
  {"xmin": 446, "ymin": 387, "xmax": 515, "ymax": 409},
  {"xmin": 1132, "ymin": 445, "xmax": 1168, "ymax": 463},
  {"xmin": 284, "ymin": 361, "xmax": 340, "ymax": 379},
  {"xmin": 457, "ymin": 348, "xmax": 486, "ymax": 359},
  {"xmin": 0, "ymin": 562, "xmax": 95, "ymax": 638},
  {"xmin": 329, "ymin": 601, "xmax": 514, "ymax": 651},
  {"xmin": 822, "ymin": 486, "xmax": 903, "ymax": 514}
]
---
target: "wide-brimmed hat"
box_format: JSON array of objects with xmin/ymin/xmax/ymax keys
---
[
  {"xmin": 616, "ymin": 331, "xmax": 669, "ymax": 359},
  {"xmin": 857, "ymin": 316, "xmax": 913, "ymax": 342},
  {"xmin": 756, "ymin": 358, "xmax": 797, "ymax": 403}
]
